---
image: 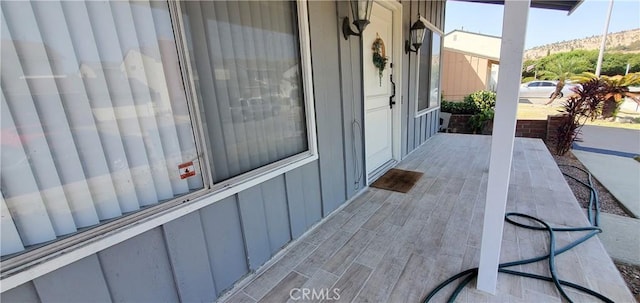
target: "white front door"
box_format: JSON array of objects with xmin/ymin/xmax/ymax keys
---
[{"xmin": 364, "ymin": 2, "xmax": 396, "ymax": 178}]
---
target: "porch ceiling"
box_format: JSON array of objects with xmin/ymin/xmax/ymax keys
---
[
  {"xmin": 219, "ymin": 134, "xmax": 634, "ymax": 302},
  {"xmin": 452, "ymin": 0, "xmax": 583, "ymax": 14}
]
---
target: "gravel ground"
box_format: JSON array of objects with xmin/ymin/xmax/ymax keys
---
[
  {"xmin": 548, "ymin": 145, "xmax": 639, "ymax": 301},
  {"xmin": 549, "ymin": 148, "xmax": 632, "ymax": 218},
  {"xmin": 615, "ymin": 261, "xmax": 640, "ymax": 302}
]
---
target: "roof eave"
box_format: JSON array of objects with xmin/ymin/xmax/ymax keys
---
[
  {"xmin": 567, "ymin": 0, "xmax": 584, "ymax": 16},
  {"xmin": 450, "ymin": 0, "xmax": 583, "ymax": 14}
]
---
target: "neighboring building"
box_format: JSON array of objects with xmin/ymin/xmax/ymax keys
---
[{"xmin": 441, "ymin": 30, "xmax": 501, "ymax": 101}]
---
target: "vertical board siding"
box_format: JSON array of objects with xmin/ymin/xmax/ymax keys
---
[
  {"xmin": 401, "ymin": 0, "xmax": 445, "ymax": 156},
  {"xmin": 416, "ymin": 116, "xmax": 422, "ymax": 146},
  {"xmin": 98, "ymin": 228, "xmax": 180, "ymax": 303},
  {"xmin": 434, "ymin": 0, "xmax": 439, "ymax": 29},
  {"xmin": 401, "ymin": 0, "xmax": 411, "ymax": 157},
  {"xmin": 238, "ymin": 175, "xmax": 292, "ymax": 270},
  {"xmin": 421, "ymin": 115, "xmax": 426, "ymax": 144},
  {"xmin": 238, "ymin": 185, "xmax": 272, "ymax": 270},
  {"xmin": 425, "ymin": 114, "xmax": 430, "ymax": 142},
  {"xmin": 424, "ymin": 115, "xmax": 429, "ymax": 142},
  {"xmin": 285, "ymin": 167, "xmax": 308, "ymax": 239},
  {"xmin": 284, "ymin": 161, "xmax": 323, "ymax": 239},
  {"xmin": 420, "ymin": 116, "xmax": 425, "ymax": 144},
  {"xmin": 163, "ymin": 212, "xmax": 218, "ymax": 302},
  {"xmin": 308, "ymin": 0, "xmax": 348, "ymax": 215},
  {"xmin": 0, "ymin": 282, "xmax": 40, "ymax": 302},
  {"xmin": 431, "ymin": 111, "xmax": 435, "ymax": 140},
  {"xmin": 406, "ymin": 0, "xmax": 417, "ymax": 152},
  {"xmin": 416, "ymin": 115, "xmax": 421, "ymax": 148},
  {"xmin": 32, "ymin": 255, "xmax": 111, "ymax": 302},
  {"xmin": 260, "ymin": 176, "xmax": 292, "ymax": 254},
  {"xmin": 429, "ymin": 112, "xmax": 433, "ymax": 139},
  {"xmin": 200, "ymin": 196, "xmax": 249, "ymax": 294},
  {"xmin": 337, "ymin": 1, "xmax": 366, "ymax": 197},
  {"xmin": 11, "ymin": 161, "xmax": 324, "ymax": 302},
  {"xmin": 301, "ymin": 162, "xmax": 323, "ymax": 228},
  {"xmin": 438, "ymin": 0, "xmax": 444, "ymax": 29},
  {"xmin": 431, "ymin": 0, "xmax": 437, "ymax": 25},
  {"xmin": 441, "ymin": 0, "xmax": 445, "ymax": 28}
]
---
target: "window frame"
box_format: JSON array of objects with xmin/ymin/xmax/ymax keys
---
[
  {"xmin": 176, "ymin": 0, "xmax": 318, "ymax": 192},
  {"xmin": 414, "ymin": 17, "xmax": 444, "ymax": 117},
  {"xmin": 0, "ymin": 0, "xmax": 317, "ymax": 292},
  {"xmin": 487, "ymin": 61, "xmax": 499, "ymax": 91}
]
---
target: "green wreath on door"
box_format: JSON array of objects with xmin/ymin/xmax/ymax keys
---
[{"xmin": 372, "ymin": 33, "xmax": 388, "ymax": 86}]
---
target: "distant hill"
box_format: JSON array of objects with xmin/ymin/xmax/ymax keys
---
[{"xmin": 524, "ymin": 28, "xmax": 640, "ymax": 60}]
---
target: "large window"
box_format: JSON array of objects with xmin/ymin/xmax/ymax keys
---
[
  {"xmin": 1, "ymin": 0, "xmax": 204, "ymax": 258},
  {"xmin": 0, "ymin": 0, "xmax": 314, "ymax": 263},
  {"xmin": 181, "ymin": 1, "xmax": 309, "ymax": 183},
  {"xmin": 416, "ymin": 20, "xmax": 443, "ymax": 115}
]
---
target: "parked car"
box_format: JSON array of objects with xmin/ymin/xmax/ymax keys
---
[{"xmin": 519, "ymin": 80, "xmax": 579, "ymax": 99}]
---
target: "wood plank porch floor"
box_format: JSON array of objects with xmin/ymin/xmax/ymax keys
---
[{"xmin": 221, "ymin": 134, "xmax": 634, "ymax": 303}]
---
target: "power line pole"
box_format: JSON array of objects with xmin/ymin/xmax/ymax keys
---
[{"xmin": 595, "ymin": 0, "xmax": 614, "ymax": 77}]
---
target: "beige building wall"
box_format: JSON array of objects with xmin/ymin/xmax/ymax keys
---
[
  {"xmin": 443, "ymin": 30, "xmax": 501, "ymax": 61},
  {"xmin": 442, "ymin": 49, "xmax": 492, "ymax": 101}
]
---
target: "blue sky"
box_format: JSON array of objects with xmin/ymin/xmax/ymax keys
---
[{"xmin": 444, "ymin": 0, "xmax": 640, "ymax": 49}]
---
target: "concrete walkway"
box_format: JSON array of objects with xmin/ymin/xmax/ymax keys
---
[
  {"xmin": 573, "ymin": 150, "xmax": 640, "ymax": 218},
  {"xmin": 598, "ymin": 213, "xmax": 640, "ymax": 266},
  {"xmin": 572, "ymin": 150, "xmax": 640, "ymax": 266}
]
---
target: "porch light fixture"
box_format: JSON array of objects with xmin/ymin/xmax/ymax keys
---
[
  {"xmin": 342, "ymin": 0, "xmax": 373, "ymax": 40},
  {"xmin": 405, "ymin": 14, "xmax": 427, "ymax": 54}
]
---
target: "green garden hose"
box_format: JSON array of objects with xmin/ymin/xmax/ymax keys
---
[{"xmin": 422, "ymin": 165, "xmax": 614, "ymax": 303}]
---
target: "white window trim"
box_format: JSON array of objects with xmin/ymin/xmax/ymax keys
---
[
  {"xmin": 416, "ymin": 105, "xmax": 441, "ymax": 117},
  {"xmin": 173, "ymin": 0, "xmax": 318, "ymax": 191},
  {"xmin": 415, "ymin": 16, "xmax": 444, "ymax": 118},
  {"xmin": 0, "ymin": 0, "xmax": 317, "ymax": 292}
]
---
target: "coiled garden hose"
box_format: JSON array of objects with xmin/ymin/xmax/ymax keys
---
[{"xmin": 422, "ymin": 165, "xmax": 614, "ymax": 303}]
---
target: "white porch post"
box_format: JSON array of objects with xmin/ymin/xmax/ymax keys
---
[{"xmin": 477, "ymin": 0, "xmax": 530, "ymax": 294}]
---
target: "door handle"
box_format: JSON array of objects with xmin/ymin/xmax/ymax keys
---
[{"xmin": 389, "ymin": 73, "xmax": 396, "ymax": 109}]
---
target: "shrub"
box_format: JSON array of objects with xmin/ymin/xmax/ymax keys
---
[
  {"xmin": 555, "ymin": 98, "xmax": 584, "ymax": 155},
  {"xmin": 465, "ymin": 90, "xmax": 497, "ymax": 133},
  {"xmin": 440, "ymin": 100, "xmax": 478, "ymax": 114},
  {"xmin": 441, "ymin": 90, "xmax": 498, "ymax": 133},
  {"xmin": 464, "ymin": 90, "xmax": 497, "ymax": 111},
  {"xmin": 440, "ymin": 100, "xmax": 456, "ymax": 113},
  {"xmin": 469, "ymin": 109, "xmax": 495, "ymax": 134}
]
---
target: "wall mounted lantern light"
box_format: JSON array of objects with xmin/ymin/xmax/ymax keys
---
[
  {"xmin": 342, "ymin": 0, "xmax": 374, "ymax": 40},
  {"xmin": 405, "ymin": 14, "xmax": 427, "ymax": 53}
]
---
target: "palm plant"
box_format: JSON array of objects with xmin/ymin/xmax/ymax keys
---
[
  {"xmin": 537, "ymin": 58, "xmax": 585, "ymax": 103},
  {"xmin": 554, "ymin": 72, "xmax": 640, "ymax": 155},
  {"xmin": 572, "ymin": 72, "xmax": 640, "ymax": 118}
]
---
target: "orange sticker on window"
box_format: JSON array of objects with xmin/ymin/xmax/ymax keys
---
[{"xmin": 179, "ymin": 161, "xmax": 196, "ymax": 179}]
